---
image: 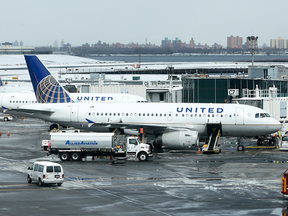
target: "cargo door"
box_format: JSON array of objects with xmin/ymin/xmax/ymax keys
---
[
  {"xmin": 236, "ymin": 108, "xmax": 244, "ymax": 125},
  {"xmin": 70, "ymin": 106, "xmax": 79, "ymax": 122}
]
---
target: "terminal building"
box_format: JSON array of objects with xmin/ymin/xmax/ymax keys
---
[{"xmin": 182, "ymin": 64, "xmax": 288, "ymax": 103}]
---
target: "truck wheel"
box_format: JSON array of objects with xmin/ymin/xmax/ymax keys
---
[
  {"xmin": 27, "ymin": 175, "xmax": 32, "ymax": 184},
  {"xmin": 60, "ymin": 152, "xmax": 70, "ymax": 161},
  {"xmin": 71, "ymin": 152, "xmax": 80, "ymax": 161},
  {"xmin": 38, "ymin": 178, "xmax": 43, "ymax": 186},
  {"xmin": 137, "ymin": 152, "xmax": 148, "ymax": 161},
  {"xmin": 4, "ymin": 117, "xmax": 8, "ymax": 121}
]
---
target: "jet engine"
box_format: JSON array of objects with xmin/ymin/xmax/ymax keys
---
[{"xmin": 153, "ymin": 131, "xmax": 199, "ymax": 149}]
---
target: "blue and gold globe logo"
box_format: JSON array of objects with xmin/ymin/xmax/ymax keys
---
[{"xmin": 36, "ymin": 75, "xmax": 72, "ymax": 103}]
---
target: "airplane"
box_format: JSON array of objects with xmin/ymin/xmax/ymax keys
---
[
  {"xmin": 0, "ymin": 91, "xmax": 147, "ymax": 111},
  {"xmin": 6, "ymin": 55, "xmax": 282, "ymax": 150}
]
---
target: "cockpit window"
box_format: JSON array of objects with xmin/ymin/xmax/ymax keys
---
[{"xmin": 255, "ymin": 113, "xmax": 271, "ymax": 118}]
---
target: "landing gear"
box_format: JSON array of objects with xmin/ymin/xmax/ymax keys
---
[
  {"xmin": 237, "ymin": 145, "xmax": 244, "ymax": 151},
  {"xmin": 236, "ymin": 137, "xmax": 244, "ymax": 151}
]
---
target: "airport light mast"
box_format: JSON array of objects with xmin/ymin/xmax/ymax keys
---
[{"xmin": 247, "ymin": 36, "xmax": 258, "ymax": 66}]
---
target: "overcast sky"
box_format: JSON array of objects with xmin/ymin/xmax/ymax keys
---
[{"xmin": 1, "ymin": 0, "xmax": 287, "ymax": 47}]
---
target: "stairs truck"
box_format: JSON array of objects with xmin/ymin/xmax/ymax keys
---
[{"xmin": 46, "ymin": 132, "xmax": 153, "ymax": 162}]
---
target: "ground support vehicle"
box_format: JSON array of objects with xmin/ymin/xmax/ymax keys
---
[
  {"xmin": 27, "ymin": 161, "xmax": 64, "ymax": 186},
  {"xmin": 279, "ymin": 134, "xmax": 288, "ymax": 150},
  {"xmin": 282, "ymin": 169, "xmax": 288, "ymax": 195},
  {"xmin": 0, "ymin": 115, "xmax": 13, "ymax": 121},
  {"xmin": 46, "ymin": 132, "xmax": 152, "ymax": 162},
  {"xmin": 202, "ymin": 129, "xmax": 221, "ymax": 154}
]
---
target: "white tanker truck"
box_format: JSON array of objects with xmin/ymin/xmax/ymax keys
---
[{"xmin": 46, "ymin": 131, "xmax": 153, "ymax": 162}]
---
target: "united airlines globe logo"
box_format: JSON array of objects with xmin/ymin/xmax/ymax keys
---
[{"xmin": 36, "ymin": 75, "xmax": 72, "ymax": 103}]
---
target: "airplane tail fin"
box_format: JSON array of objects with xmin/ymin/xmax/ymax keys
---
[{"xmin": 24, "ymin": 55, "xmax": 73, "ymax": 103}]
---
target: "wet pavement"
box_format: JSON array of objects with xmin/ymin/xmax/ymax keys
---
[{"xmin": 0, "ymin": 117, "xmax": 288, "ymax": 215}]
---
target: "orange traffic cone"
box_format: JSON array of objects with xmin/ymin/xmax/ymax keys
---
[
  {"xmin": 198, "ymin": 148, "xmax": 201, "ymax": 154},
  {"xmin": 7, "ymin": 131, "xmax": 10, "ymax": 136}
]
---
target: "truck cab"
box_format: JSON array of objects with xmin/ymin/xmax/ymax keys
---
[{"xmin": 126, "ymin": 137, "xmax": 152, "ymax": 161}]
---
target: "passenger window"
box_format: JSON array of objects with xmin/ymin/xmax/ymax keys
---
[
  {"xmin": 47, "ymin": 166, "xmax": 53, "ymax": 173},
  {"xmin": 176, "ymin": 114, "xmax": 178, "ymax": 117},
  {"xmin": 147, "ymin": 114, "xmax": 149, "ymax": 116},
  {"xmin": 143, "ymin": 113, "xmax": 145, "ymax": 116},
  {"xmin": 164, "ymin": 114, "xmax": 166, "ymax": 117},
  {"xmin": 190, "ymin": 114, "xmax": 193, "ymax": 117},
  {"xmin": 155, "ymin": 114, "xmax": 158, "ymax": 117},
  {"xmin": 38, "ymin": 165, "xmax": 44, "ymax": 172},
  {"xmin": 255, "ymin": 113, "xmax": 259, "ymax": 118},
  {"xmin": 34, "ymin": 164, "xmax": 38, "ymax": 171},
  {"xmin": 199, "ymin": 114, "xmax": 202, "ymax": 117},
  {"xmin": 54, "ymin": 166, "xmax": 61, "ymax": 172},
  {"xmin": 260, "ymin": 113, "xmax": 265, "ymax": 118},
  {"xmin": 182, "ymin": 114, "xmax": 184, "ymax": 117}
]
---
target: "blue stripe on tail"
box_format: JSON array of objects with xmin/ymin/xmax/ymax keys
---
[{"xmin": 24, "ymin": 55, "xmax": 73, "ymax": 103}]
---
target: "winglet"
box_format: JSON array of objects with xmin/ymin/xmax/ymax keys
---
[{"xmin": 24, "ymin": 55, "xmax": 73, "ymax": 103}]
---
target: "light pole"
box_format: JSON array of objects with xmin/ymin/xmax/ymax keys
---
[{"xmin": 247, "ymin": 36, "xmax": 258, "ymax": 66}]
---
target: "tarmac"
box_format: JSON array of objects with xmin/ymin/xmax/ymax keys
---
[{"xmin": 0, "ymin": 117, "xmax": 288, "ymax": 215}]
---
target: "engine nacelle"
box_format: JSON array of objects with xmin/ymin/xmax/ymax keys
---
[{"xmin": 153, "ymin": 131, "xmax": 199, "ymax": 149}]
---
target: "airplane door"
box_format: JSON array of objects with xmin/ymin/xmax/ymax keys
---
[
  {"xmin": 236, "ymin": 108, "xmax": 244, "ymax": 125},
  {"xmin": 70, "ymin": 106, "xmax": 79, "ymax": 122}
]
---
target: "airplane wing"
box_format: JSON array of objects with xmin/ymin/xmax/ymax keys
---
[
  {"xmin": 85, "ymin": 118, "xmax": 192, "ymax": 134},
  {"xmin": 7, "ymin": 107, "xmax": 55, "ymax": 116}
]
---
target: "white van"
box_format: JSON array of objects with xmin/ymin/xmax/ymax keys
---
[{"xmin": 27, "ymin": 161, "xmax": 64, "ymax": 186}]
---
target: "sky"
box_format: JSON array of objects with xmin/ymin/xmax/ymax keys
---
[{"xmin": 1, "ymin": 0, "xmax": 288, "ymax": 47}]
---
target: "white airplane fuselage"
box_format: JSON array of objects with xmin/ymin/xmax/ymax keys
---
[
  {"xmin": 9, "ymin": 102, "xmax": 281, "ymax": 137},
  {"xmin": 0, "ymin": 92, "xmax": 146, "ymax": 111}
]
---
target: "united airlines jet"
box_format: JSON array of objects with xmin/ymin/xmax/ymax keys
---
[
  {"xmin": 0, "ymin": 91, "xmax": 146, "ymax": 111},
  {"xmin": 7, "ymin": 55, "xmax": 282, "ymax": 149}
]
